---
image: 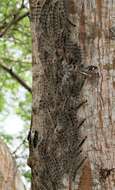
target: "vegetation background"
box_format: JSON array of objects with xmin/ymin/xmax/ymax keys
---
[
  {"xmin": 0, "ymin": 0, "xmax": 115, "ymax": 189},
  {"xmin": 0, "ymin": 0, "xmax": 31, "ymax": 188}
]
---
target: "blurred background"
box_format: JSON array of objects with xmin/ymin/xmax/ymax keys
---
[{"xmin": 0, "ymin": 0, "xmax": 31, "ymax": 188}]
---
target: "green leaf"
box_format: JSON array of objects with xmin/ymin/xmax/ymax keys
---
[{"xmin": 0, "ymin": 93, "xmax": 5, "ymax": 112}]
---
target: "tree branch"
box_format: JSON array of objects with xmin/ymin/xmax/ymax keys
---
[
  {"xmin": 12, "ymin": 138, "xmax": 26, "ymax": 155},
  {"xmin": 0, "ymin": 63, "xmax": 32, "ymax": 93},
  {"xmin": 0, "ymin": 11, "xmax": 29, "ymax": 37}
]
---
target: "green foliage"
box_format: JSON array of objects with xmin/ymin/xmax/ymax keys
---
[
  {"xmin": 0, "ymin": 93, "xmax": 5, "ymax": 112},
  {"xmin": 23, "ymin": 171, "xmax": 31, "ymax": 182},
  {"xmin": 0, "ymin": 0, "xmax": 32, "ymax": 187},
  {"xmin": 16, "ymin": 92, "xmax": 32, "ymax": 121},
  {"xmin": 0, "ymin": 132, "xmax": 13, "ymax": 143},
  {"xmin": 0, "ymin": 0, "xmax": 31, "ymax": 115}
]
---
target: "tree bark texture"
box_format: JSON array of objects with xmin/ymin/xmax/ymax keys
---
[
  {"xmin": 28, "ymin": 0, "xmax": 115, "ymax": 190},
  {"xmin": 77, "ymin": 1, "xmax": 115, "ymax": 190},
  {"xmin": 0, "ymin": 139, "xmax": 25, "ymax": 190}
]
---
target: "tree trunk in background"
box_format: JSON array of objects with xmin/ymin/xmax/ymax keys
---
[
  {"xmin": 0, "ymin": 139, "xmax": 25, "ymax": 190},
  {"xmin": 28, "ymin": 0, "xmax": 115, "ymax": 190}
]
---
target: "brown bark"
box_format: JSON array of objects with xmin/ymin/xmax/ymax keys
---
[
  {"xmin": 78, "ymin": 160, "xmax": 92, "ymax": 190},
  {"xmin": 0, "ymin": 138, "xmax": 25, "ymax": 190},
  {"xmin": 28, "ymin": 0, "xmax": 115, "ymax": 190},
  {"xmin": 77, "ymin": 0, "xmax": 115, "ymax": 189}
]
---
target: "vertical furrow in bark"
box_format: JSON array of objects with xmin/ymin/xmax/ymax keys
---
[{"xmin": 28, "ymin": 0, "xmax": 101, "ymax": 190}]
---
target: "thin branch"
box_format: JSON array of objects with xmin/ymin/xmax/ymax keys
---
[
  {"xmin": 0, "ymin": 11, "xmax": 29, "ymax": 37},
  {"xmin": 21, "ymin": 0, "xmax": 25, "ymax": 8},
  {"xmin": 12, "ymin": 138, "xmax": 26, "ymax": 155},
  {"xmin": 0, "ymin": 63, "xmax": 32, "ymax": 93}
]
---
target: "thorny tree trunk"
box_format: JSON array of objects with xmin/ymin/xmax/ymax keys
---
[{"xmin": 28, "ymin": 0, "xmax": 115, "ymax": 190}]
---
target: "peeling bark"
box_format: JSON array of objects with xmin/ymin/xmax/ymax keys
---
[{"xmin": 78, "ymin": 160, "xmax": 92, "ymax": 190}]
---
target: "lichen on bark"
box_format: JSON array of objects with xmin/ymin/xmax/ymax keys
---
[{"xmin": 28, "ymin": 0, "xmax": 100, "ymax": 190}]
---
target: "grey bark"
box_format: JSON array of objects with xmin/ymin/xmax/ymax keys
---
[{"xmin": 28, "ymin": 0, "xmax": 115, "ymax": 190}]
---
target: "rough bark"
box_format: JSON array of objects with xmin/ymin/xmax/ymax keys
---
[{"xmin": 28, "ymin": 0, "xmax": 115, "ymax": 190}]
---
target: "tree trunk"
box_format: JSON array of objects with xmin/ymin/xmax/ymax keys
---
[
  {"xmin": 0, "ymin": 138, "xmax": 25, "ymax": 190},
  {"xmin": 28, "ymin": 0, "xmax": 115, "ymax": 189}
]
